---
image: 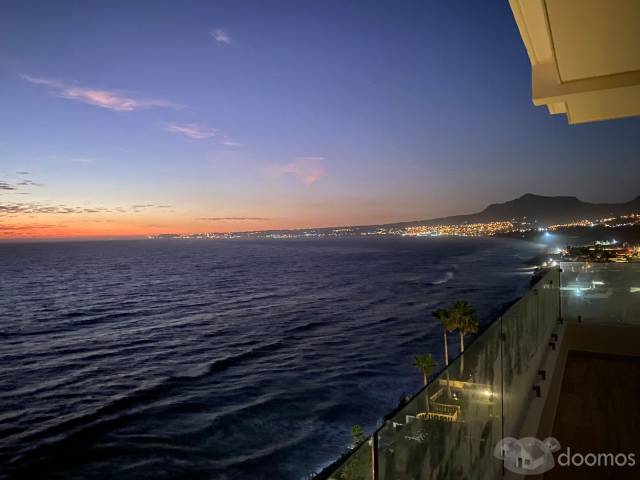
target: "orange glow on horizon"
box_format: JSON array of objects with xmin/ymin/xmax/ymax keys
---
[{"xmin": 0, "ymin": 212, "xmax": 401, "ymax": 240}]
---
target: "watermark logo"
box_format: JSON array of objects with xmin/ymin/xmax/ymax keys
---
[
  {"xmin": 494, "ymin": 436, "xmax": 559, "ymax": 474},
  {"xmin": 494, "ymin": 437, "xmax": 636, "ymax": 474}
]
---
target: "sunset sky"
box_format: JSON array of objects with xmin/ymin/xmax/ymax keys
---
[{"xmin": 2, "ymin": 0, "xmax": 640, "ymax": 239}]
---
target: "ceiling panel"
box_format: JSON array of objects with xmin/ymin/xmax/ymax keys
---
[{"xmin": 546, "ymin": 0, "xmax": 640, "ymax": 82}]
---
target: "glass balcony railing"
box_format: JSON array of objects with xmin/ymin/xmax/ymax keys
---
[
  {"xmin": 329, "ymin": 438, "xmax": 374, "ymax": 480},
  {"xmin": 560, "ymin": 262, "xmax": 640, "ymax": 325},
  {"xmin": 318, "ymin": 268, "xmax": 561, "ymax": 480},
  {"xmin": 377, "ymin": 317, "xmax": 504, "ymax": 480}
]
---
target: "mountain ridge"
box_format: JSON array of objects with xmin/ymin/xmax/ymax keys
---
[
  {"xmin": 152, "ymin": 194, "xmax": 640, "ymax": 237},
  {"xmin": 388, "ymin": 193, "xmax": 640, "ymax": 228}
]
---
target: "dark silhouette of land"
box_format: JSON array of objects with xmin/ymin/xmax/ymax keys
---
[
  {"xmin": 153, "ymin": 194, "xmax": 640, "ymax": 238},
  {"xmin": 396, "ymin": 193, "xmax": 640, "ymax": 228}
]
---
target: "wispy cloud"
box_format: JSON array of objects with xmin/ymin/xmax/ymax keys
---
[
  {"xmin": 211, "ymin": 28, "xmax": 231, "ymax": 46},
  {"xmin": 131, "ymin": 204, "xmax": 172, "ymax": 212},
  {"xmin": 131, "ymin": 204, "xmax": 155, "ymax": 211},
  {"xmin": 20, "ymin": 75, "xmax": 62, "ymax": 88},
  {"xmin": 21, "ymin": 74, "xmax": 181, "ymax": 112},
  {"xmin": 0, "ymin": 203, "xmax": 108, "ymax": 216},
  {"xmin": 0, "ymin": 177, "xmax": 43, "ymax": 190},
  {"xmin": 0, "ymin": 223, "xmax": 58, "ymax": 236},
  {"xmin": 197, "ymin": 216, "xmax": 271, "ymax": 221},
  {"xmin": 166, "ymin": 123, "xmax": 218, "ymax": 140},
  {"xmin": 222, "ymin": 139, "xmax": 244, "ymax": 148},
  {"xmin": 16, "ymin": 179, "xmax": 44, "ymax": 187},
  {"xmin": 0, "ymin": 202, "xmax": 171, "ymax": 216},
  {"xmin": 271, "ymin": 157, "xmax": 326, "ymax": 186}
]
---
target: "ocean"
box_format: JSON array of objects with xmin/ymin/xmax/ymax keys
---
[{"xmin": 0, "ymin": 237, "xmax": 542, "ymax": 479}]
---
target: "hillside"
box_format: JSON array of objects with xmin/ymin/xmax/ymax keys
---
[{"xmin": 406, "ymin": 194, "xmax": 640, "ymax": 227}]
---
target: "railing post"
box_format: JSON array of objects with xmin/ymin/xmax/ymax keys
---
[
  {"xmin": 558, "ymin": 266, "xmax": 563, "ymax": 324},
  {"xmin": 372, "ymin": 431, "xmax": 379, "ymax": 480},
  {"xmin": 499, "ymin": 315, "xmax": 505, "ymax": 478}
]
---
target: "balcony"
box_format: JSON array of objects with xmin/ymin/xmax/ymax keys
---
[{"xmin": 315, "ymin": 263, "xmax": 640, "ymax": 479}]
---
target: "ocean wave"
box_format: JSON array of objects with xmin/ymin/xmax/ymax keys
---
[
  {"xmin": 0, "ymin": 237, "xmax": 538, "ymax": 479},
  {"xmin": 429, "ymin": 270, "xmax": 455, "ymax": 285},
  {"xmin": 2, "ymin": 340, "xmax": 285, "ymax": 471}
]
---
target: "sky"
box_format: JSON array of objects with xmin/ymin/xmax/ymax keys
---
[{"xmin": 1, "ymin": 0, "xmax": 640, "ymax": 239}]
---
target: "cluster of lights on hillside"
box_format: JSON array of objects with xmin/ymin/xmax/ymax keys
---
[
  {"xmin": 547, "ymin": 213, "xmax": 640, "ymax": 231},
  {"xmin": 402, "ymin": 221, "xmax": 516, "ymax": 237},
  {"xmin": 149, "ymin": 212, "xmax": 640, "ymax": 240}
]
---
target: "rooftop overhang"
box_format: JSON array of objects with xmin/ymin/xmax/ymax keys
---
[{"xmin": 509, "ymin": 0, "xmax": 640, "ymax": 124}]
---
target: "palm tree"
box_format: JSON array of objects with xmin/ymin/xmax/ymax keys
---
[
  {"xmin": 351, "ymin": 425, "xmax": 365, "ymax": 448},
  {"xmin": 413, "ymin": 353, "xmax": 438, "ymax": 386},
  {"xmin": 451, "ymin": 300, "xmax": 478, "ymax": 373},
  {"xmin": 432, "ymin": 308, "xmax": 454, "ymax": 366},
  {"xmin": 413, "ymin": 354, "xmax": 437, "ymax": 412},
  {"xmin": 451, "ymin": 300, "xmax": 478, "ymax": 353}
]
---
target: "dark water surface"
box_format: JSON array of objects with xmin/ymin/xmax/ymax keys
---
[{"xmin": 0, "ymin": 237, "xmax": 541, "ymax": 479}]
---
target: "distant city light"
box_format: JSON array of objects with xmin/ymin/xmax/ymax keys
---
[{"xmin": 148, "ymin": 211, "xmax": 640, "ymax": 243}]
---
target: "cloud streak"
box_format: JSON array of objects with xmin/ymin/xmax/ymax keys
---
[
  {"xmin": 21, "ymin": 74, "xmax": 181, "ymax": 112},
  {"xmin": 0, "ymin": 177, "xmax": 43, "ymax": 191},
  {"xmin": 0, "ymin": 202, "xmax": 171, "ymax": 216},
  {"xmin": 197, "ymin": 216, "xmax": 271, "ymax": 221},
  {"xmin": 16, "ymin": 179, "xmax": 44, "ymax": 187},
  {"xmin": 211, "ymin": 28, "xmax": 231, "ymax": 46},
  {"xmin": 132, "ymin": 204, "xmax": 171, "ymax": 212},
  {"xmin": 166, "ymin": 123, "xmax": 218, "ymax": 139},
  {"xmin": 0, "ymin": 203, "xmax": 108, "ymax": 216},
  {"xmin": 0, "ymin": 223, "xmax": 58, "ymax": 236},
  {"xmin": 271, "ymin": 157, "xmax": 326, "ymax": 186}
]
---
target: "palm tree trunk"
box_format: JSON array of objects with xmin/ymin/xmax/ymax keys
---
[
  {"xmin": 443, "ymin": 329, "xmax": 452, "ymax": 398},
  {"xmin": 422, "ymin": 370, "xmax": 430, "ymax": 412},
  {"xmin": 460, "ymin": 331, "xmax": 465, "ymax": 373},
  {"xmin": 443, "ymin": 330, "xmax": 449, "ymax": 366}
]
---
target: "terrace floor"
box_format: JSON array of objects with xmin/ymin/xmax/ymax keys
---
[{"xmin": 545, "ymin": 351, "xmax": 640, "ymax": 479}]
